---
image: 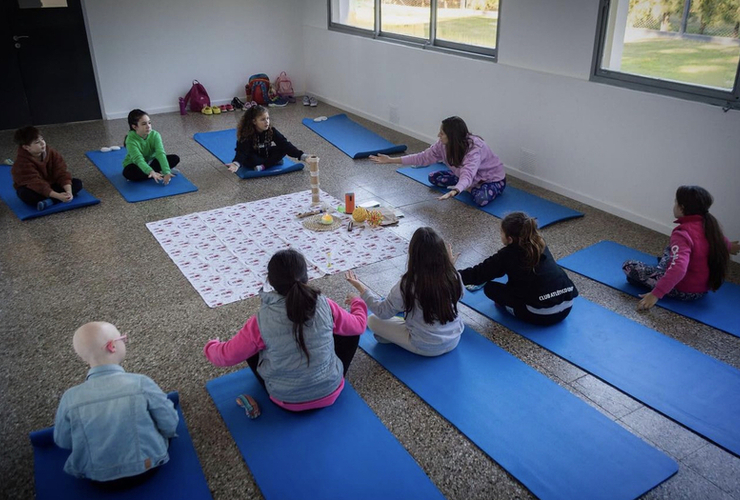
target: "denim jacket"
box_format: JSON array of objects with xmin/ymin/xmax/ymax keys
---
[{"xmin": 53, "ymin": 364, "xmax": 178, "ymax": 481}]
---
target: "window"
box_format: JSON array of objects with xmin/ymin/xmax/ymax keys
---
[
  {"xmin": 593, "ymin": 0, "xmax": 740, "ymax": 109},
  {"xmin": 329, "ymin": 0, "xmax": 500, "ymax": 59}
]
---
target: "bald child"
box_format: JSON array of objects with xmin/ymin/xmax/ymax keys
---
[{"xmin": 53, "ymin": 322, "xmax": 178, "ymax": 486}]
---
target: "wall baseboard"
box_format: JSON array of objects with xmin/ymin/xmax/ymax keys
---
[
  {"xmin": 308, "ymin": 90, "xmax": 675, "ymax": 238},
  {"xmin": 104, "ymin": 97, "xmax": 249, "ymax": 121}
]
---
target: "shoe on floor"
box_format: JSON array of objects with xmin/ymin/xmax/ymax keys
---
[
  {"xmin": 309, "ymin": 97, "xmax": 318, "ymax": 107},
  {"xmin": 302, "ymin": 95, "xmax": 310, "ymax": 106},
  {"xmin": 212, "ymin": 105, "xmax": 221, "ymax": 115},
  {"xmin": 268, "ymin": 97, "xmax": 289, "ymax": 108},
  {"xmin": 231, "ymin": 97, "xmax": 245, "ymax": 109},
  {"xmin": 201, "ymin": 106, "xmax": 213, "ymax": 115}
]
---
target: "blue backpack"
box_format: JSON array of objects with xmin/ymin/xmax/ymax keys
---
[{"xmin": 247, "ymin": 74, "xmax": 271, "ymax": 105}]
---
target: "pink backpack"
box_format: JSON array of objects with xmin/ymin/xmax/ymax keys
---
[
  {"xmin": 183, "ymin": 80, "xmax": 211, "ymax": 112},
  {"xmin": 275, "ymin": 72, "xmax": 294, "ymax": 98}
]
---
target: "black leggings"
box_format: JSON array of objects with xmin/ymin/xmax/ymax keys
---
[
  {"xmin": 16, "ymin": 178, "xmax": 83, "ymax": 206},
  {"xmin": 246, "ymin": 334, "xmax": 361, "ymax": 391},
  {"xmin": 484, "ymin": 281, "xmax": 572, "ymax": 326},
  {"xmin": 123, "ymin": 155, "xmax": 180, "ymax": 181}
]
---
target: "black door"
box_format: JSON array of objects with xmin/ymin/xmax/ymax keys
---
[{"xmin": 1, "ymin": 0, "xmax": 101, "ymax": 131}]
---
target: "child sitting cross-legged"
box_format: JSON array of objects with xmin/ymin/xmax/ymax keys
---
[
  {"xmin": 225, "ymin": 105, "xmax": 311, "ymax": 173},
  {"xmin": 11, "ymin": 126, "xmax": 83, "ymax": 211},
  {"xmin": 204, "ymin": 249, "xmax": 367, "ymax": 411},
  {"xmin": 459, "ymin": 212, "xmax": 578, "ymax": 325},
  {"xmin": 54, "ymin": 322, "xmax": 178, "ymax": 488}
]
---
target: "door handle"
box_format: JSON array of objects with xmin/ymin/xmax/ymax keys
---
[{"xmin": 13, "ymin": 35, "xmax": 30, "ymax": 41}]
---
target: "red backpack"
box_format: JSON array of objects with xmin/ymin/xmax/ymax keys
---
[
  {"xmin": 247, "ymin": 74, "xmax": 271, "ymax": 105},
  {"xmin": 275, "ymin": 71, "xmax": 294, "ymax": 98},
  {"xmin": 183, "ymin": 80, "xmax": 211, "ymax": 112}
]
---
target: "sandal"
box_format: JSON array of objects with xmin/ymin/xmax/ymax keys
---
[
  {"xmin": 212, "ymin": 105, "xmax": 221, "ymax": 115},
  {"xmin": 236, "ymin": 394, "xmax": 261, "ymax": 419},
  {"xmin": 201, "ymin": 106, "xmax": 213, "ymax": 115}
]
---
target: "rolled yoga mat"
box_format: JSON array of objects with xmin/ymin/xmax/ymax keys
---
[
  {"xmin": 205, "ymin": 367, "xmax": 445, "ymax": 500},
  {"xmin": 558, "ymin": 240, "xmax": 740, "ymax": 337},
  {"xmin": 459, "ymin": 289, "xmax": 740, "ymax": 457},
  {"xmin": 302, "ymin": 114, "xmax": 407, "ymax": 159},
  {"xmin": 29, "ymin": 392, "xmax": 212, "ymax": 500},
  {"xmin": 360, "ymin": 325, "xmax": 677, "ymax": 500},
  {"xmin": 397, "ymin": 164, "xmax": 583, "ymax": 228},
  {"xmin": 0, "ymin": 165, "xmax": 99, "ymax": 220},
  {"xmin": 85, "ymin": 149, "xmax": 197, "ymax": 202},
  {"xmin": 193, "ymin": 129, "xmax": 304, "ymax": 178}
]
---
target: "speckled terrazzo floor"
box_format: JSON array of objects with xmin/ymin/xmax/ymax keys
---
[{"xmin": 1, "ymin": 102, "xmax": 739, "ymax": 500}]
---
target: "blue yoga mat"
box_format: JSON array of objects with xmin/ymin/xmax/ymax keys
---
[
  {"xmin": 193, "ymin": 129, "xmax": 304, "ymax": 179},
  {"xmin": 360, "ymin": 326, "xmax": 676, "ymax": 500},
  {"xmin": 85, "ymin": 149, "xmax": 197, "ymax": 202},
  {"xmin": 460, "ymin": 290, "xmax": 740, "ymax": 457},
  {"xmin": 302, "ymin": 114, "xmax": 407, "ymax": 159},
  {"xmin": 558, "ymin": 240, "xmax": 740, "ymax": 337},
  {"xmin": 0, "ymin": 166, "xmax": 99, "ymax": 220},
  {"xmin": 206, "ymin": 368, "xmax": 444, "ymax": 500},
  {"xmin": 398, "ymin": 164, "xmax": 583, "ymax": 228},
  {"xmin": 29, "ymin": 392, "xmax": 212, "ymax": 500}
]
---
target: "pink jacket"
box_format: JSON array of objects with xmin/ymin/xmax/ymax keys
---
[
  {"xmin": 652, "ymin": 215, "xmax": 732, "ymax": 298},
  {"xmin": 203, "ymin": 297, "xmax": 367, "ymax": 411},
  {"xmin": 400, "ymin": 135, "xmax": 505, "ymax": 192}
]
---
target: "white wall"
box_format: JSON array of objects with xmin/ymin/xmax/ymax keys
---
[
  {"xmin": 82, "ymin": 0, "xmax": 304, "ymax": 119},
  {"xmin": 302, "ymin": 0, "xmax": 740, "ymax": 254}
]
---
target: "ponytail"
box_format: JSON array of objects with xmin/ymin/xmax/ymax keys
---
[
  {"xmin": 703, "ymin": 212, "xmax": 728, "ymax": 291},
  {"xmin": 501, "ymin": 212, "xmax": 546, "ymax": 269},
  {"xmin": 284, "ymin": 281, "xmax": 318, "ymax": 365},
  {"xmin": 266, "ymin": 249, "xmax": 320, "ymax": 365},
  {"xmin": 676, "ymin": 185, "xmax": 729, "ymax": 291}
]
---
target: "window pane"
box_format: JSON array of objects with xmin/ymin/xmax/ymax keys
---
[
  {"xmin": 331, "ymin": 0, "xmax": 374, "ymax": 30},
  {"xmin": 600, "ymin": 0, "xmax": 740, "ymax": 91},
  {"xmin": 381, "ymin": 0, "xmax": 430, "ymax": 39},
  {"xmin": 436, "ymin": 0, "xmax": 498, "ymax": 49}
]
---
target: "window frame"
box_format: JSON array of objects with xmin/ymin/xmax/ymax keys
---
[
  {"xmin": 590, "ymin": 0, "xmax": 740, "ymax": 111},
  {"xmin": 327, "ymin": 0, "xmax": 500, "ymax": 62}
]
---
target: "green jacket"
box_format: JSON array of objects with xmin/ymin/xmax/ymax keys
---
[{"xmin": 123, "ymin": 130, "xmax": 170, "ymax": 175}]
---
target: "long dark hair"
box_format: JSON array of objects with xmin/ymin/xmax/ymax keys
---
[
  {"xmin": 400, "ymin": 227, "xmax": 462, "ymax": 325},
  {"xmin": 237, "ymin": 105, "xmax": 273, "ymax": 149},
  {"xmin": 124, "ymin": 109, "xmax": 148, "ymax": 146},
  {"xmin": 675, "ymin": 185, "xmax": 728, "ymax": 291},
  {"xmin": 441, "ymin": 116, "xmax": 473, "ymax": 167},
  {"xmin": 267, "ymin": 249, "xmax": 319, "ymax": 363},
  {"xmin": 501, "ymin": 212, "xmax": 546, "ymax": 270}
]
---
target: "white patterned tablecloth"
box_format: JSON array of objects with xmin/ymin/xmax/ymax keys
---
[{"xmin": 146, "ymin": 190, "xmax": 407, "ymax": 307}]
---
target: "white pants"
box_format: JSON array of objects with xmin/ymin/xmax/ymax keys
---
[{"xmin": 367, "ymin": 315, "xmax": 455, "ymax": 357}]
